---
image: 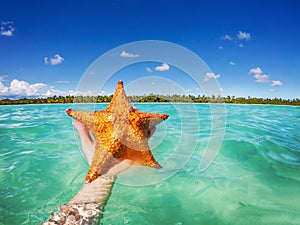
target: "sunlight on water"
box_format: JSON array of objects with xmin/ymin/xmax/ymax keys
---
[{"xmin": 0, "ymin": 104, "xmax": 300, "ymax": 224}]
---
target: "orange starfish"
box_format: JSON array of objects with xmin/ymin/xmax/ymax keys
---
[{"xmin": 66, "ymin": 81, "xmax": 169, "ymax": 183}]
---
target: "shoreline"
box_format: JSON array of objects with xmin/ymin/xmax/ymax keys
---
[
  {"xmin": 1, "ymin": 95, "xmax": 299, "ymax": 106},
  {"xmin": 0, "ymin": 102, "xmax": 299, "ymax": 107}
]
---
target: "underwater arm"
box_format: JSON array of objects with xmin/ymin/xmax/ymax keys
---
[
  {"xmin": 42, "ymin": 122, "xmax": 132, "ymax": 225},
  {"xmin": 42, "ymin": 160, "xmax": 131, "ymax": 225}
]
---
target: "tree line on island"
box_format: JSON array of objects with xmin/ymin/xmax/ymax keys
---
[{"xmin": 0, "ymin": 94, "xmax": 299, "ymax": 105}]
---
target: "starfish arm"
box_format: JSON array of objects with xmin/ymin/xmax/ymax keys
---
[
  {"xmin": 146, "ymin": 112, "xmax": 169, "ymax": 130},
  {"xmin": 85, "ymin": 142, "xmax": 113, "ymax": 183},
  {"xmin": 114, "ymin": 146, "xmax": 162, "ymax": 169},
  {"xmin": 129, "ymin": 111, "xmax": 169, "ymax": 137},
  {"xmin": 106, "ymin": 80, "xmax": 131, "ymax": 113},
  {"xmin": 135, "ymin": 111, "xmax": 168, "ymax": 124},
  {"xmin": 66, "ymin": 109, "xmax": 112, "ymax": 133},
  {"xmin": 66, "ymin": 109, "xmax": 97, "ymax": 130},
  {"xmin": 86, "ymin": 137, "xmax": 122, "ymax": 183}
]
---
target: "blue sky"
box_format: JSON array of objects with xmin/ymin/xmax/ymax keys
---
[{"xmin": 0, "ymin": 0, "xmax": 299, "ymax": 99}]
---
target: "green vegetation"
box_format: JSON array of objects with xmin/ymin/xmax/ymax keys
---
[{"xmin": 0, "ymin": 94, "xmax": 299, "ymax": 105}]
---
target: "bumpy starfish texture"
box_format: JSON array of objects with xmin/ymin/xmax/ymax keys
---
[{"xmin": 66, "ymin": 81, "xmax": 169, "ymax": 183}]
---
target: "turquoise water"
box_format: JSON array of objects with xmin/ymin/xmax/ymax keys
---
[{"xmin": 0, "ymin": 103, "xmax": 300, "ymax": 225}]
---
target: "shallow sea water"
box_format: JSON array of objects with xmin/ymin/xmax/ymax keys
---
[{"xmin": 0, "ymin": 103, "xmax": 299, "ymax": 225}]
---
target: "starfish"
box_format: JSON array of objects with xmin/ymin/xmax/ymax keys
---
[{"xmin": 66, "ymin": 81, "xmax": 169, "ymax": 183}]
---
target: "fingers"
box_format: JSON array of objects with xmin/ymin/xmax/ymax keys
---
[
  {"xmin": 72, "ymin": 120, "xmax": 95, "ymax": 165},
  {"xmin": 72, "ymin": 121, "xmax": 93, "ymax": 142},
  {"xmin": 133, "ymin": 106, "xmax": 157, "ymax": 138},
  {"xmin": 149, "ymin": 127, "xmax": 156, "ymax": 138}
]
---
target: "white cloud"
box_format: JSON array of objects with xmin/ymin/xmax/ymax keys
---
[
  {"xmin": 249, "ymin": 67, "xmax": 283, "ymax": 87},
  {"xmin": 0, "ymin": 81, "xmax": 9, "ymax": 94},
  {"xmin": 155, "ymin": 63, "xmax": 170, "ymax": 72},
  {"xmin": 0, "ymin": 21, "xmax": 15, "ymax": 37},
  {"xmin": 271, "ymin": 80, "xmax": 283, "ymax": 86},
  {"xmin": 237, "ymin": 31, "xmax": 251, "ymax": 40},
  {"xmin": 222, "ymin": 34, "xmax": 233, "ymax": 40},
  {"xmin": 3, "ymin": 79, "xmax": 47, "ymax": 97},
  {"xmin": 0, "ymin": 77, "xmax": 8, "ymax": 93},
  {"xmin": 146, "ymin": 67, "xmax": 153, "ymax": 72},
  {"xmin": 218, "ymin": 46, "xmax": 223, "ymax": 50},
  {"xmin": 249, "ymin": 67, "xmax": 263, "ymax": 75},
  {"xmin": 0, "ymin": 79, "xmax": 54, "ymax": 98},
  {"xmin": 221, "ymin": 31, "xmax": 250, "ymax": 48},
  {"xmin": 248, "ymin": 67, "xmax": 270, "ymax": 83},
  {"xmin": 0, "ymin": 79, "xmax": 103, "ymax": 99},
  {"xmin": 56, "ymin": 80, "xmax": 69, "ymax": 84},
  {"xmin": 0, "ymin": 75, "xmax": 7, "ymax": 82},
  {"xmin": 254, "ymin": 73, "xmax": 270, "ymax": 83},
  {"xmin": 44, "ymin": 54, "xmax": 64, "ymax": 65},
  {"xmin": 204, "ymin": 72, "xmax": 221, "ymax": 82},
  {"xmin": 1, "ymin": 29, "xmax": 14, "ymax": 37},
  {"xmin": 119, "ymin": 50, "xmax": 139, "ymax": 58},
  {"xmin": 229, "ymin": 61, "xmax": 235, "ymax": 66}
]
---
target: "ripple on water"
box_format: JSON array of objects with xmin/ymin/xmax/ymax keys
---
[{"xmin": 1, "ymin": 104, "xmax": 300, "ymax": 225}]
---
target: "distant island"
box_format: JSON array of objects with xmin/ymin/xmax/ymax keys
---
[{"xmin": 0, "ymin": 94, "xmax": 299, "ymax": 106}]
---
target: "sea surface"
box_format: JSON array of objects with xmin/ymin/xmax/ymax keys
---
[{"xmin": 0, "ymin": 103, "xmax": 299, "ymax": 225}]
